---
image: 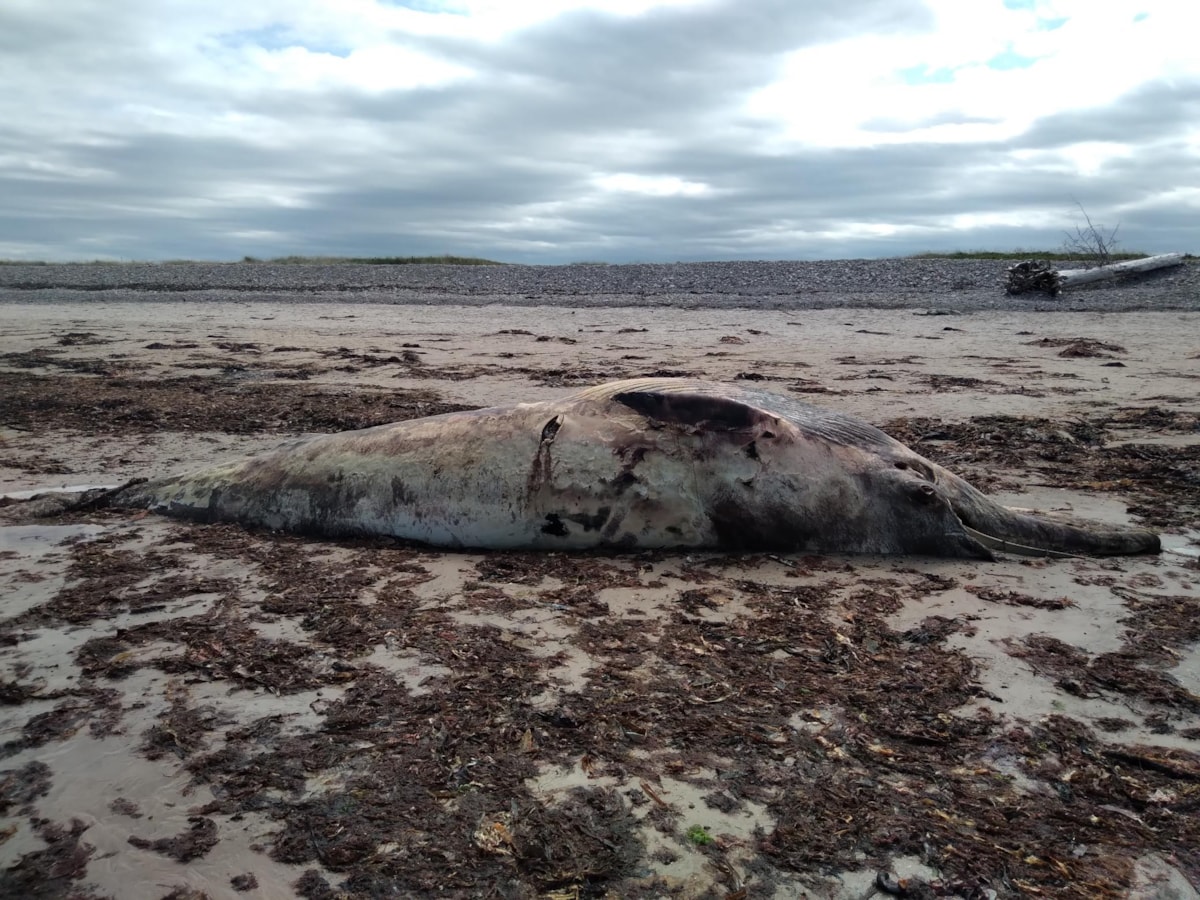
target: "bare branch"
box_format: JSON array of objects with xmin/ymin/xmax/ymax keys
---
[{"xmin": 1061, "ymin": 200, "xmax": 1120, "ymax": 267}]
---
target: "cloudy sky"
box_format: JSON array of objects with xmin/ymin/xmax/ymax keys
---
[{"xmin": 2, "ymin": 0, "xmax": 1197, "ymax": 263}]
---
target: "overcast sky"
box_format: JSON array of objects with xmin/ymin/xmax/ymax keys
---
[{"xmin": 2, "ymin": 0, "xmax": 1197, "ymax": 263}]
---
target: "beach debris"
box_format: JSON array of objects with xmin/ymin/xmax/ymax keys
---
[{"xmin": 1006, "ymin": 253, "xmax": 1184, "ymax": 297}]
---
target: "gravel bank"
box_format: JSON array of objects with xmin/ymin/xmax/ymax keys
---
[{"xmin": 1, "ymin": 258, "xmax": 1196, "ymax": 312}]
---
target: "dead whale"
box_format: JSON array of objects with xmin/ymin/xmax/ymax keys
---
[{"xmin": 51, "ymin": 378, "xmax": 1162, "ymax": 559}]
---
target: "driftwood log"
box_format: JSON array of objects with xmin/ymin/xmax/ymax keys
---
[
  {"xmin": 1006, "ymin": 253, "xmax": 1185, "ymax": 296},
  {"xmin": 1006, "ymin": 261, "xmax": 1062, "ymax": 296}
]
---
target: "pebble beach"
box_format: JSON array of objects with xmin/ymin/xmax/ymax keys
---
[{"xmin": 1, "ymin": 257, "xmax": 1196, "ymax": 311}]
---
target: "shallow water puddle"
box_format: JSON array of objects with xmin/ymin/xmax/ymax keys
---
[
  {"xmin": 0, "ymin": 524, "xmax": 113, "ymax": 619},
  {"xmin": 1163, "ymin": 533, "xmax": 1200, "ymax": 559},
  {"xmin": 0, "ymin": 522, "xmax": 109, "ymax": 553}
]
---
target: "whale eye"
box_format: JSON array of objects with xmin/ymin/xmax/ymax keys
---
[
  {"xmin": 897, "ymin": 459, "xmax": 936, "ymax": 481},
  {"xmin": 911, "ymin": 483, "xmax": 938, "ymax": 504}
]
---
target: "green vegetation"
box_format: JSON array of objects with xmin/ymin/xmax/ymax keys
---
[
  {"xmin": 250, "ymin": 254, "xmax": 506, "ymax": 265},
  {"xmin": 0, "ymin": 258, "xmax": 129, "ymax": 265},
  {"xmin": 0, "ymin": 254, "xmax": 506, "ymax": 265},
  {"xmin": 907, "ymin": 250, "xmax": 1150, "ymax": 261},
  {"xmin": 685, "ymin": 825, "xmax": 714, "ymax": 846}
]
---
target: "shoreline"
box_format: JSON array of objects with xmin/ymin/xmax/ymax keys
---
[{"xmin": 1, "ymin": 258, "xmax": 1197, "ymax": 312}]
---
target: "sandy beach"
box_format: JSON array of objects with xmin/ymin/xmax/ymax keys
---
[{"xmin": 1, "ymin": 264, "xmax": 1198, "ymax": 898}]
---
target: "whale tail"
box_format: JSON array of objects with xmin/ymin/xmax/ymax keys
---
[{"xmin": 0, "ymin": 479, "xmax": 148, "ymax": 519}]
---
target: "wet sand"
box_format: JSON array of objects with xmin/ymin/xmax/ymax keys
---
[{"xmin": 1, "ymin": 297, "xmax": 1198, "ymax": 898}]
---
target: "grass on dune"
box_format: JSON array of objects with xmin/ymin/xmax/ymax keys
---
[
  {"xmin": 0, "ymin": 255, "xmax": 508, "ymax": 265},
  {"xmin": 906, "ymin": 249, "xmax": 1154, "ymax": 261},
  {"xmin": 246, "ymin": 254, "xmax": 506, "ymax": 265}
]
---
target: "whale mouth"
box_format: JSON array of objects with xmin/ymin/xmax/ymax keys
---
[
  {"xmin": 944, "ymin": 479, "xmax": 1161, "ymax": 558},
  {"xmin": 960, "ymin": 523, "xmax": 1079, "ymax": 559}
]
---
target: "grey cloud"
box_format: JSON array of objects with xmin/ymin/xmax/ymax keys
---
[
  {"xmin": 0, "ymin": 0, "xmax": 1195, "ymax": 261},
  {"xmin": 1016, "ymin": 79, "xmax": 1200, "ymax": 148}
]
